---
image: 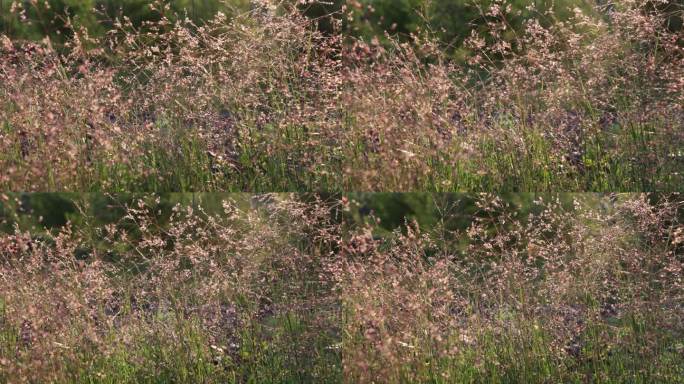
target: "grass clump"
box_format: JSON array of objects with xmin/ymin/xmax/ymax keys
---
[
  {"xmin": 0, "ymin": 195, "xmax": 343, "ymax": 383},
  {"xmin": 0, "ymin": 1, "xmax": 682, "ymax": 191},
  {"xmin": 0, "ymin": 193, "xmax": 682, "ymax": 382},
  {"xmin": 339, "ymin": 194, "xmax": 684, "ymax": 382}
]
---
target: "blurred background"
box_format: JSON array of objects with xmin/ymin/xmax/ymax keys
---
[
  {"xmin": 1, "ymin": 192, "xmax": 667, "ymax": 235},
  {"xmin": 0, "ymin": 0, "xmax": 341, "ymax": 40},
  {"xmin": 3, "ymin": 1, "xmax": 680, "ymax": 58},
  {"xmin": 3, "ymin": 192, "xmax": 679, "ymax": 272}
]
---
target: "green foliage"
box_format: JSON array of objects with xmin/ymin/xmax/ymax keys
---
[
  {"xmin": 350, "ymin": 0, "xmax": 592, "ymax": 57},
  {"xmin": 1, "ymin": 0, "xmax": 97, "ymax": 41},
  {"xmin": 97, "ymin": 0, "xmax": 250, "ymax": 28},
  {"xmin": 0, "ymin": 0, "xmax": 251, "ymax": 41},
  {"xmin": 354, "ymin": 0, "xmax": 427, "ymax": 36},
  {"xmin": 0, "ymin": 0, "xmax": 345, "ymax": 41},
  {"xmin": 297, "ymin": 0, "xmax": 344, "ymax": 34}
]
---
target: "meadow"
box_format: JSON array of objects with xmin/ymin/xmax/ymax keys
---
[
  {"xmin": 0, "ymin": 193, "xmax": 682, "ymax": 383},
  {"xmin": 1, "ymin": 1, "xmax": 682, "ymax": 191},
  {"xmin": 1, "ymin": 1, "xmax": 683, "ymax": 382}
]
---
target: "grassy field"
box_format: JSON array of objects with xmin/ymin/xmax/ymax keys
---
[
  {"xmin": 0, "ymin": 194, "xmax": 682, "ymax": 383},
  {"xmin": 1, "ymin": 2, "xmax": 682, "ymax": 192},
  {"xmin": 0, "ymin": 0, "xmax": 682, "ymax": 382}
]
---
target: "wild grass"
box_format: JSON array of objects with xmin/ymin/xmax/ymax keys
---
[
  {"xmin": 0, "ymin": 1, "xmax": 682, "ymax": 192},
  {"xmin": 0, "ymin": 195, "xmax": 344, "ymax": 383},
  {"xmin": 0, "ymin": 193, "xmax": 682, "ymax": 383},
  {"xmin": 338, "ymin": 193, "xmax": 684, "ymax": 382}
]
